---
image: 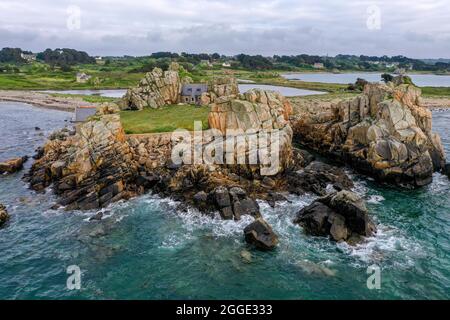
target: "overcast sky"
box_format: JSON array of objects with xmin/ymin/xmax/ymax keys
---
[{"xmin": 0, "ymin": 0, "xmax": 449, "ymax": 58}]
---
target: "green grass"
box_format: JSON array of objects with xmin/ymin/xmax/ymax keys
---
[
  {"xmin": 48, "ymin": 93, "xmax": 119, "ymax": 104},
  {"xmin": 2, "ymin": 61, "xmax": 450, "ymax": 99},
  {"xmin": 421, "ymin": 86, "xmax": 450, "ymax": 97},
  {"xmin": 120, "ymin": 104, "xmax": 210, "ymax": 134}
]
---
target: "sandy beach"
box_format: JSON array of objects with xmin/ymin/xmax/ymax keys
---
[{"xmin": 0, "ymin": 90, "xmax": 100, "ymax": 112}]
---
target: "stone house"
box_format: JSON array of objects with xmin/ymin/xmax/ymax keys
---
[
  {"xmin": 180, "ymin": 84, "xmax": 208, "ymax": 104},
  {"xmin": 76, "ymin": 72, "xmax": 92, "ymax": 83}
]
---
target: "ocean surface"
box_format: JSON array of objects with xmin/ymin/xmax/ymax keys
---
[
  {"xmin": 0, "ymin": 102, "xmax": 449, "ymax": 300},
  {"xmin": 282, "ymin": 72, "xmax": 450, "ymax": 87},
  {"xmin": 41, "ymin": 84, "xmax": 324, "ymax": 99}
]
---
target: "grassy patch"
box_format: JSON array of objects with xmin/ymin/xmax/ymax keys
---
[
  {"xmin": 421, "ymin": 86, "xmax": 450, "ymax": 97},
  {"xmin": 48, "ymin": 93, "xmax": 119, "ymax": 104},
  {"xmin": 120, "ymin": 104, "xmax": 210, "ymax": 134}
]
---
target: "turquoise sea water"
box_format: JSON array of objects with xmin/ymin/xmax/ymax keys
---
[{"xmin": 0, "ymin": 102, "xmax": 449, "ymax": 300}]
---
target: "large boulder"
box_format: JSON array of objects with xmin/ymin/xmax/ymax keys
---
[
  {"xmin": 208, "ymin": 88, "xmax": 292, "ymax": 133},
  {"xmin": 244, "ymin": 218, "xmax": 279, "ymax": 250},
  {"xmin": 294, "ymin": 191, "xmax": 376, "ymax": 243},
  {"xmin": 287, "ymin": 161, "xmax": 354, "ymax": 196},
  {"xmin": 207, "ymin": 88, "xmax": 294, "ymax": 176},
  {"xmin": 199, "ymin": 76, "xmax": 239, "ymax": 105},
  {"xmin": 207, "ymin": 186, "xmax": 261, "ymax": 220},
  {"xmin": 121, "ymin": 63, "xmax": 181, "ymax": 110},
  {"xmin": 0, "ymin": 156, "xmax": 28, "ymax": 174},
  {"xmin": 25, "ymin": 114, "xmax": 135, "ymax": 210},
  {"xmin": 0, "ymin": 203, "xmax": 9, "ymax": 227},
  {"xmin": 292, "ymin": 83, "xmax": 446, "ymax": 188}
]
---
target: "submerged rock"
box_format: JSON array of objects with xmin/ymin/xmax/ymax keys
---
[
  {"xmin": 445, "ymin": 163, "xmax": 450, "ymax": 179},
  {"xmin": 0, "ymin": 203, "xmax": 9, "ymax": 227},
  {"xmin": 294, "ymin": 190, "xmax": 376, "ymax": 243},
  {"xmin": 240, "ymin": 249, "xmax": 253, "ymax": 263},
  {"xmin": 244, "ymin": 218, "xmax": 279, "ymax": 250},
  {"xmin": 296, "ymin": 260, "xmax": 337, "ymax": 277},
  {"xmin": 0, "ymin": 156, "xmax": 28, "ymax": 174}
]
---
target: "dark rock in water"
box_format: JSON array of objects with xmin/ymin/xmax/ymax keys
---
[
  {"xmin": 266, "ymin": 192, "xmax": 289, "ymax": 208},
  {"xmin": 294, "ymin": 190, "xmax": 376, "ymax": 243},
  {"xmin": 33, "ymin": 147, "xmax": 44, "ymax": 160},
  {"xmin": 207, "ymin": 186, "xmax": 261, "ymax": 220},
  {"xmin": 219, "ymin": 206, "xmax": 234, "ymax": 220},
  {"xmin": 35, "ymin": 127, "xmax": 41, "ymax": 131},
  {"xmin": 89, "ymin": 211, "xmax": 105, "ymax": 221},
  {"xmin": 232, "ymin": 198, "xmax": 260, "ymax": 219},
  {"xmin": 214, "ymin": 186, "xmax": 231, "ymax": 208},
  {"xmin": 228, "ymin": 187, "xmax": 246, "ymax": 202},
  {"xmin": 244, "ymin": 218, "xmax": 279, "ymax": 250},
  {"xmin": 287, "ymin": 161, "xmax": 353, "ymax": 196},
  {"xmin": 445, "ymin": 163, "xmax": 450, "ymax": 179},
  {"xmin": 293, "ymin": 202, "xmax": 336, "ymax": 236},
  {"xmin": 0, "ymin": 156, "xmax": 28, "ymax": 174},
  {"xmin": 193, "ymin": 191, "xmax": 208, "ymax": 210},
  {"xmin": 193, "ymin": 191, "xmax": 208, "ymax": 203},
  {"xmin": 0, "ymin": 203, "xmax": 9, "ymax": 228}
]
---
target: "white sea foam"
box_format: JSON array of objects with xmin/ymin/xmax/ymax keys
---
[
  {"xmin": 337, "ymin": 223, "xmax": 425, "ymax": 269},
  {"xmin": 367, "ymin": 195, "xmax": 385, "ymax": 204}
]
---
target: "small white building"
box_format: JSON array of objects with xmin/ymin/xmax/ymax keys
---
[
  {"xmin": 222, "ymin": 62, "xmax": 231, "ymax": 68},
  {"xmin": 76, "ymin": 72, "xmax": 92, "ymax": 83},
  {"xmin": 20, "ymin": 53, "xmax": 36, "ymax": 62},
  {"xmin": 313, "ymin": 62, "xmax": 324, "ymax": 69}
]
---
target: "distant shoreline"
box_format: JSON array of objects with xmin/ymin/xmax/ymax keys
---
[{"xmin": 0, "ymin": 90, "xmax": 100, "ymax": 112}]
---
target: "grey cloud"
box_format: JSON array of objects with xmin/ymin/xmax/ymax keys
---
[{"xmin": 0, "ymin": 0, "xmax": 449, "ymax": 58}]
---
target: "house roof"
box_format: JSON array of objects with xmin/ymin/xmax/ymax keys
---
[{"xmin": 181, "ymin": 84, "xmax": 208, "ymax": 96}]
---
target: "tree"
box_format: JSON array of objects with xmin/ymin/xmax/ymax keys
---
[
  {"xmin": 0, "ymin": 48, "xmax": 24, "ymax": 63},
  {"xmin": 381, "ymin": 73, "xmax": 394, "ymax": 83}
]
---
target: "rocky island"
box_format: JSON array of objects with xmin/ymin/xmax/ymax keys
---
[{"xmin": 17, "ymin": 65, "xmax": 447, "ymax": 251}]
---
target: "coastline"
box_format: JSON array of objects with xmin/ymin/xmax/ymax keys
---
[{"xmin": 0, "ymin": 90, "xmax": 100, "ymax": 112}]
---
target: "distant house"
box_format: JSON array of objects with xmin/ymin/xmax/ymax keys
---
[
  {"xmin": 313, "ymin": 62, "xmax": 324, "ymax": 69},
  {"xmin": 200, "ymin": 59, "xmax": 213, "ymax": 67},
  {"xmin": 74, "ymin": 106, "xmax": 97, "ymax": 122},
  {"xmin": 222, "ymin": 62, "xmax": 231, "ymax": 68},
  {"xmin": 180, "ymin": 84, "xmax": 208, "ymax": 104},
  {"xmin": 20, "ymin": 53, "xmax": 36, "ymax": 62},
  {"xmin": 76, "ymin": 72, "xmax": 92, "ymax": 83},
  {"xmin": 95, "ymin": 56, "xmax": 105, "ymax": 65}
]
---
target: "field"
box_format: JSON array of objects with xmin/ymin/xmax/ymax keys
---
[
  {"xmin": 0, "ymin": 62, "xmax": 144, "ymax": 90},
  {"xmin": 120, "ymin": 104, "xmax": 210, "ymax": 134},
  {"xmin": 2, "ymin": 60, "xmax": 450, "ymax": 101}
]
